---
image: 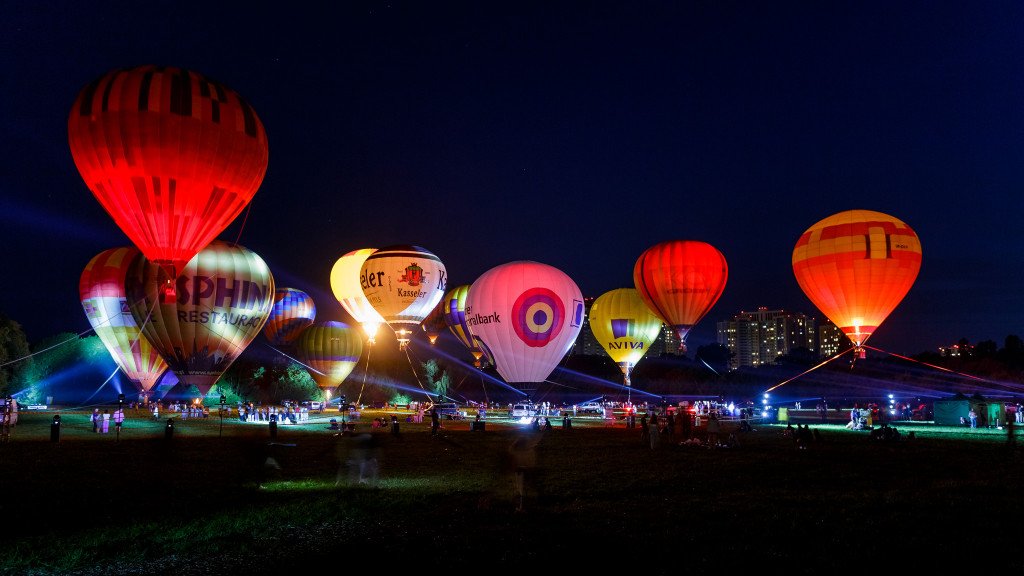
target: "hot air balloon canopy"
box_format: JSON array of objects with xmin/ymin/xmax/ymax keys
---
[
  {"xmin": 68, "ymin": 65, "xmax": 269, "ymax": 291},
  {"xmin": 359, "ymin": 245, "xmax": 447, "ymax": 349},
  {"xmin": 125, "ymin": 241, "xmax": 274, "ymax": 396},
  {"xmin": 466, "ymin": 261, "xmax": 584, "ymax": 384},
  {"xmin": 421, "ymin": 298, "xmax": 447, "ymax": 345},
  {"xmin": 80, "ymin": 247, "xmax": 168, "ymax": 393},
  {"xmin": 330, "ymin": 248, "xmax": 386, "ymax": 343},
  {"xmin": 633, "ymin": 240, "xmax": 728, "ymax": 353},
  {"xmin": 263, "ymin": 287, "xmax": 316, "ymax": 347},
  {"xmin": 441, "ymin": 284, "xmax": 492, "ymax": 367},
  {"xmin": 792, "ymin": 209, "xmax": 922, "ymax": 350},
  {"xmin": 295, "ymin": 320, "xmax": 363, "ymax": 389},
  {"xmin": 589, "ymin": 288, "xmax": 663, "ymax": 386}
]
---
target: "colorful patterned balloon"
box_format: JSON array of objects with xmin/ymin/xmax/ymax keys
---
[{"xmin": 80, "ymin": 247, "xmax": 168, "ymax": 393}]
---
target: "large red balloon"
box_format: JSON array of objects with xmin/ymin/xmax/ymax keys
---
[
  {"xmin": 68, "ymin": 66, "xmax": 269, "ymax": 281},
  {"xmin": 633, "ymin": 240, "xmax": 728, "ymax": 353}
]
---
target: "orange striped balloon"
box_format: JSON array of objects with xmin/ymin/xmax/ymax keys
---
[{"xmin": 792, "ymin": 209, "xmax": 922, "ymax": 348}]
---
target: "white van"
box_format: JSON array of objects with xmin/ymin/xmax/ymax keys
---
[{"xmin": 510, "ymin": 403, "xmax": 537, "ymax": 418}]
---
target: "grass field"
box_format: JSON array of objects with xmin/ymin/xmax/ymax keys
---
[{"xmin": 1, "ymin": 408, "xmax": 1022, "ymax": 574}]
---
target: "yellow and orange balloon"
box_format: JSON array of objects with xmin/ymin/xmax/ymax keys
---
[{"xmin": 792, "ymin": 209, "xmax": 922, "ymax": 353}]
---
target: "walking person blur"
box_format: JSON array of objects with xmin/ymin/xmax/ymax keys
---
[
  {"xmin": 430, "ymin": 407, "xmax": 440, "ymax": 436},
  {"xmin": 101, "ymin": 409, "xmax": 110, "ymax": 434},
  {"xmin": 91, "ymin": 409, "xmax": 100, "ymax": 433}
]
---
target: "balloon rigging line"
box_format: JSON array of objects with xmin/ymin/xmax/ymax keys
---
[
  {"xmin": 264, "ymin": 343, "xmax": 324, "ymax": 376},
  {"xmin": 764, "ymin": 347, "xmax": 856, "ymax": 394},
  {"xmin": 699, "ymin": 357, "xmax": 721, "ymax": 376},
  {"xmin": 79, "ymin": 365, "xmax": 121, "ymax": 406},
  {"xmin": 356, "ymin": 342, "xmax": 373, "ymax": 407},
  {"xmin": 232, "ymin": 198, "xmax": 255, "ymax": 247},
  {"xmin": 0, "ymin": 327, "xmax": 96, "ymax": 368},
  {"xmin": 861, "ymin": 345, "xmax": 992, "ymax": 383},
  {"xmin": 402, "ymin": 346, "xmax": 434, "ymax": 401}
]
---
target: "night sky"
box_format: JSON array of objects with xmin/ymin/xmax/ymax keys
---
[{"xmin": 2, "ymin": 1, "xmax": 1022, "ymax": 356}]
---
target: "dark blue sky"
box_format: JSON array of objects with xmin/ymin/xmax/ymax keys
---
[{"xmin": 1, "ymin": 1, "xmax": 1021, "ymax": 355}]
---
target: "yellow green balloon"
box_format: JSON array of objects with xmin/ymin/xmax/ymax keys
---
[{"xmin": 589, "ymin": 288, "xmax": 662, "ymax": 387}]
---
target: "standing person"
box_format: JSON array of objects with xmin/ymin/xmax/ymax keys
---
[
  {"xmin": 114, "ymin": 406, "xmax": 124, "ymax": 432},
  {"xmin": 639, "ymin": 414, "xmax": 649, "ymax": 443},
  {"xmin": 969, "ymin": 407, "xmax": 978, "ymax": 429},
  {"xmin": 101, "ymin": 409, "xmax": 110, "ymax": 434},
  {"xmin": 681, "ymin": 407, "xmax": 692, "ymax": 441},
  {"xmin": 430, "ymin": 407, "xmax": 440, "ymax": 436},
  {"xmin": 91, "ymin": 409, "xmax": 99, "ymax": 433}
]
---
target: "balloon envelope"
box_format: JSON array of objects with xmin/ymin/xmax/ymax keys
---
[
  {"xmin": 441, "ymin": 284, "xmax": 492, "ymax": 366},
  {"xmin": 80, "ymin": 247, "xmax": 168, "ymax": 392},
  {"xmin": 589, "ymin": 288, "xmax": 663, "ymax": 385},
  {"xmin": 330, "ymin": 248, "xmax": 385, "ymax": 342},
  {"xmin": 421, "ymin": 298, "xmax": 447, "ymax": 345},
  {"xmin": 68, "ymin": 66, "xmax": 269, "ymax": 278},
  {"xmin": 633, "ymin": 240, "xmax": 728, "ymax": 353},
  {"xmin": 466, "ymin": 261, "xmax": 584, "ymax": 384},
  {"xmin": 295, "ymin": 321, "xmax": 363, "ymax": 389},
  {"xmin": 792, "ymin": 209, "xmax": 922, "ymax": 348},
  {"xmin": 263, "ymin": 287, "xmax": 316, "ymax": 347},
  {"xmin": 125, "ymin": 241, "xmax": 275, "ymax": 395},
  {"xmin": 360, "ymin": 245, "xmax": 447, "ymax": 348}
]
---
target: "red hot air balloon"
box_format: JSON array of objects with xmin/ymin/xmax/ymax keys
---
[
  {"xmin": 263, "ymin": 288, "xmax": 316, "ymax": 347},
  {"xmin": 633, "ymin": 240, "xmax": 728, "ymax": 354},
  {"xmin": 125, "ymin": 241, "xmax": 274, "ymax": 396},
  {"xmin": 68, "ymin": 66, "xmax": 269, "ymax": 300},
  {"xmin": 792, "ymin": 209, "xmax": 922, "ymax": 356},
  {"xmin": 80, "ymin": 247, "xmax": 168, "ymax": 394}
]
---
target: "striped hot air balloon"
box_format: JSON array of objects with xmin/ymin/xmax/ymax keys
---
[
  {"xmin": 295, "ymin": 321, "xmax": 363, "ymax": 390},
  {"xmin": 792, "ymin": 209, "xmax": 922, "ymax": 356},
  {"xmin": 263, "ymin": 288, "xmax": 316, "ymax": 347},
  {"xmin": 633, "ymin": 240, "xmax": 728, "ymax": 354},
  {"xmin": 69, "ymin": 66, "xmax": 269, "ymax": 299}
]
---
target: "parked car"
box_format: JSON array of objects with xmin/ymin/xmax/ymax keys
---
[
  {"xmin": 431, "ymin": 402, "xmax": 463, "ymax": 419},
  {"xmin": 510, "ymin": 403, "xmax": 537, "ymax": 418},
  {"xmin": 578, "ymin": 402, "xmax": 603, "ymax": 414}
]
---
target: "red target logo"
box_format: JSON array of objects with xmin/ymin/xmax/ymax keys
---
[{"xmin": 512, "ymin": 288, "xmax": 565, "ymax": 347}]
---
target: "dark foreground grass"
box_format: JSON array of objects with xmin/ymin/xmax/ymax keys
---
[{"xmin": 1, "ymin": 411, "xmax": 1022, "ymax": 574}]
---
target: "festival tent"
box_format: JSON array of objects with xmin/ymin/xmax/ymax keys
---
[{"xmin": 933, "ymin": 394, "xmax": 1004, "ymax": 427}]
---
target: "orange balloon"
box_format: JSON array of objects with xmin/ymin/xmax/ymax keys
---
[
  {"xmin": 633, "ymin": 240, "xmax": 728, "ymax": 353},
  {"xmin": 792, "ymin": 209, "xmax": 922, "ymax": 348}
]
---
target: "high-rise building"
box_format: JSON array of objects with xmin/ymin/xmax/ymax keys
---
[
  {"xmin": 716, "ymin": 307, "xmax": 816, "ymax": 369},
  {"xmin": 570, "ymin": 297, "xmax": 683, "ymax": 357},
  {"xmin": 818, "ymin": 320, "xmax": 846, "ymax": 359}
]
